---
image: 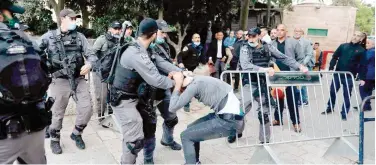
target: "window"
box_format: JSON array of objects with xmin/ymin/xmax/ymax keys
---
[{"xmin": 307, "ymin": 28, "xmax": 328, "ymax": 36}]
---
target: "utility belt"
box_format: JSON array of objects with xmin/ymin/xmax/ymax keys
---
[
  {"xmin": 218, "ymin": 114, "xmax": 243, "ymax": 121},
  {"xmin": 52, "ymin": 72, "xmax": 85, "ymax": 79},
  {"xmin": 109, "ymin": 87, "xmax": 138, "ymax": 107},
  {"xmin": 0, "ymin": 97, "xmax": 54, "ymax": 140}
]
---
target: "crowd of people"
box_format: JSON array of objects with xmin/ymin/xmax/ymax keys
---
[{"xmin": 0, "ymin": 0, "xmax": 375, "ymax": 164}]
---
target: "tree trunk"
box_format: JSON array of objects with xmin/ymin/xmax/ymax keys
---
[
  {"xmin": 267, "ymin": 0, "xmax": 271, "ymax": 27},
  {"xmin": 158, "ymin": 0, "xmax": 164, "ymax": 19},
  {"xmin": 166, "ymin": 22, "xmax": 189, "ymax": 56},
  {"xmin": 49, "ymin": 0, "xmax": 65, "ymax": 26},
  {"xmin": 239, "ymin": 0, "xmax": 250, "ymax": 31},
  {"xmin": 80, "ymin": 4, "xmax": 89, "ymax": 28}
]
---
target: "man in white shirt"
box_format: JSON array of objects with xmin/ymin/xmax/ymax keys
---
[{"xmin": 208, "ymin": 31, "xmax": 229, "ymax": 78}]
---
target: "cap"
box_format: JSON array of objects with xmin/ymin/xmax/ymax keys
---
[
  {"xmin": 110, "ymin": 21, "xmax": 122, "ymax": 29},
  {"xmin": 0, "ymin": 1, "xmax": 25, "ymax": 14},
  {"xmin": 156, "ymin": 19, "xmax": 172, "ymax": 32},
  {"xmin": 59, "ymin": 9, "xmax": 81, "ymax": 18},
  {"xmin": 247, "ymin": 27, "xmax": 261, "ymax": 36},
  {"xmin": 123, "ymin": 21, "xmax": 133, "ymax": 29},
  {"xmin": 138, "ymin": 18, "xmax": 159, "ymax": 36}
]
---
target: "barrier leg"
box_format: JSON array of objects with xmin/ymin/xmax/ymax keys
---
[
  {"xmin": 249, "ymin": 145, "xmax": 282, "ymax": 164},
  {"xmin": 323, "ymin": 137, "xmax": 358, "ymax": 158},
  {"xmin": 100, "ymin": 114, "xmax": 121, "ymax": 133}
]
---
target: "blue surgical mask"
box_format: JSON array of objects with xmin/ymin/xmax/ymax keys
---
[
  {"xmin": 193, "ymin": 42, "xmax": 201, "ymax": 46},
  {"xmin": 155, "ymin": 36, "xmax": 165, "ymax": 44},
  {"xmin": 68, "ymin": 22, "xmax": 77, "ymax": 31},
  {"xmin": 112, "ymin": 34, "xmax": 120, "ymax": 39},
  {"xmin": 248, "ymin": 42, "xmax": 258, "ymax": 48},
  {"xmin": 149, "ymin": 43, "xmax": 156, "ymax": 49}
]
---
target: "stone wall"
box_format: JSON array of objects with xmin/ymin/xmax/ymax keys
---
[{"xmin": 283, "ymin": 5, "xmax": 357, "ymax": 51}]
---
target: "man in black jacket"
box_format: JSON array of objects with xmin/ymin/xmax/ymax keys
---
[
  {"xmin": 177, "ymin": 33, "xmax": 206, "ymax": 112},
  {"xmin": 177, "ymin": 33, "xmax": 206, "ymax": 71}
]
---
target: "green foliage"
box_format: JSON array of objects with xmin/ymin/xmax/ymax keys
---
[
  {"xmin": 355, "ymin": 0, "xmax": 375, "ymax": 35},
  {"xmin": 17, "ymin": 0, "xmax": 54, "ymax": 35}
]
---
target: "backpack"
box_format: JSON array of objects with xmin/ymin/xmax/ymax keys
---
[
  {"xmin": 0, "ymin": 30, "xmax": 51, "ymax": 105},
  {"xmin": 97, "ymin": 42, "xmax": 134, "ymax": 83}
]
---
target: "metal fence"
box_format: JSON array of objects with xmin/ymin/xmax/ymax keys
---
[
  {"xmin": 358, "ymin": 95, "xmax": 375, "ymax": 165},
  {"xmin": 220, "ymin": 70, "xmax": 361, "ymax": 164},
  {"xmin": 88, "ymin": 72, "xmax": 120, "ymax": 131}
]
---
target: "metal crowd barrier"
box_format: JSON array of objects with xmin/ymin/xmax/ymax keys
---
[
  {"xmin": 358, "ymin": 95, "xmax": 375, "ymax": 165},
  {"xmin": 220, "ymin": 71, "xmax": 361, "ymax": 164},
  {"xmin": 88, "ymin": 72, "xmax": 120, "ymax": 132}
]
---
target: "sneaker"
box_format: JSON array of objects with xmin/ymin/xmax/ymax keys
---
[
  {"xmin": 321, "ymin": 109, "xmax": 334, "ymax": 115},
  {"xmin": 227, "ymin": 133, "xmax": 243, "ymax": 143},
  {"xmin": 50, "ymin": 141, "xmax": 62, "ymax": 154},
  {"xmin": 303, "ymin": 101, "xmax": 309, "ymax": 106},
  {"xmin": 184, "ymin": 106, "xmax": 190, "ymax": 112},
  {"xmin": 161, "ymin": 141, "xmax": 182, "ymax": 150},
  {"xmin": 272, "ymin": 120, "xmax": 282, "ymax": 126},
  {"xmin": 70, "ymin": 133, "xmax": 86, "ymax": 149},
  {"xmin": 293, "ymin": 124, "xmax": 302, "ymax": 133},
  {"xmin": 144, "ymin": 158, "xmax": 154, "ymax": 164}
]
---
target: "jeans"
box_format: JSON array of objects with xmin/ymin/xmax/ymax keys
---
[
  {"xmin": 214, "ymin": 60, "xmax": 226, "ymax": 79},
  {"xmin": 295, "ymin": 67, "xmax": 312, "ymax": 103},
  {"xmin": 181, "ymin": 113, "xmax": 237, "ymax": 164},
  {"xmin": 359, "ymin": 80, "xmax": 375, "ymax": 110},
  {"xmin": 273, "ymin": 86, "xmax": 300, "ymax": 125},
  {"xmin": 326, "ymin": 74, "xmax": 354, "ymax": 119}
]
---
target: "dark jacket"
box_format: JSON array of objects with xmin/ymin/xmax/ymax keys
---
[
  {"xmin": 177, "ymin": 43, "xmax": 205, "ymax": 70},
  {"xmin": 329, "ymin": 43, "xmax": 365, "ymax": 76},
  {"xmin": 230, "ymin": 39, "xmax": 246, "ymax": 66},
  {"xmin": 207, "ymin": 39, "xmax": 228, "ymax": 63},
  {"xmin": 359, "ymin": 48, "xmax": 375, "ymax": 80}
]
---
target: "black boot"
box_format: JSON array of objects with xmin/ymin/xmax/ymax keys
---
[
  {"xmin": 50, "ymin": 129, "xmax": 62, "ymax": 154},
  {"xmin": 70, "ymin": 133, "xmax": 86, "ymax": 149},
  {"xmin": 161, "ymin": 140, "xmax": 182, "ymax": 150},
  {"xmin": 227, "ymin": 133, "xmax": 243, "ymax": 143},
  {"xmin": 45, "ymin": 126, "xmax": 50, "ymax": 138}
]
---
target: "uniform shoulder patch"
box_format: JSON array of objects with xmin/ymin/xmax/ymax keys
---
[
  {"xmin": 241, "ymin": 46, "xmax": 248, "ymax": 54},
  {"xmin": 140, "ymin": 52, "xmax": 152, "ymax": 65}
]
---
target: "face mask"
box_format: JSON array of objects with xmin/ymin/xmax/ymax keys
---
[
  {"xmin": 193, "ymin": 42, "xmax": 200, "ymax": 46},
  {"xmin": 112, "ymin": 34, "xmax": 120, "ymax": 39},
  {"xmin": 248, "ymin": 42, "xmax": 258, "ymax": 48},
  {"xmin": 155, "ymin": 36, "xmax": 165, "ymax": 44},
  {"xmin": 68, "ymin": 22, "xmax": 77, "ymax": 30},
  {"xmin": 149, "ymin": 42, "xmax": 156, "ymax": 49}
]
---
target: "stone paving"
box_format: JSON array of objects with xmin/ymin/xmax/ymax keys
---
[{"xmin": 44, "ymin": 73, "xmax": 375, "ymax": 164}]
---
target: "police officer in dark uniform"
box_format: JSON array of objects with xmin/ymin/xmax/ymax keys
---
[
  {"xmin": 227, "ymin": 27, "xmax": 307, "ymax": 143},
  {"xmin": 39, "ymin": 9, "xmax": 97, "ymax": 154},
  {"xmin": 177, "ymin": 33, "xmax": 206, "ymax": 112},
  {"xmin": 142, "ymin": 19, "xmax": 182, "ymax": 156},
  {"xmin": 92, "ymin": 21, "xmax": 122, "ymax": 122},
  {"xmin": 110, "ymin": 18, "xmax": 182, "ymax": 164},
  {"xmin": 0, "ymin": 1, "xmax": 53, "ymax": 163}
]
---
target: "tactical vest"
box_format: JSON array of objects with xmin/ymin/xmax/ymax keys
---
[
  {"xmin": 49, "ymin": 30, "xmax": 84, "ymax": 78},
  {"xmin": 155, "ymin": 43, "xmax": 172, "ymax": 63},
  {"xmin": 241, "ymin": 42, "xmax": 272, "ymax": 83},
  {"xmin": 0, "ymin": 29, "xmax": 51, "ymax": 106},
  {"xmin": 112, "ymin": 44, "xmax": 147, "ymax": 96}
]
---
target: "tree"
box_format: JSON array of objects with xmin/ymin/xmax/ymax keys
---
[
  {"xmin": 47, "ymin": 0, "xmax": 65, "ymax": 26},
  {"xmin": 354, "ymin": 0, "xmax": 375, "ymax": 34},
  {"xmin": 239, "ymin": 0, "xmax": 251, "ymax": 30},
  {"xmin": 65, "ymin": 0, "xmax": 93, "ymax": 28},
  {"xmin": 18, "ymin": 0, "xmax": 54, "ymax": 35}
]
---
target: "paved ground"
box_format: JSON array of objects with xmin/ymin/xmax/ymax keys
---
[{"xmin": 44, "ymin": 73, "xmax": 375, "ymax": 164}]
